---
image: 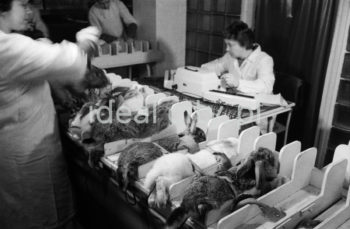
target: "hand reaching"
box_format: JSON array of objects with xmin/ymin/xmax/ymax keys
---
[
  {"xmin": 76, "ymin": 26, "xmax": 101, "ymax": 57},
  {"xmin": 221, "ymin": 73, "xmax": 240, "ymax": 89}
]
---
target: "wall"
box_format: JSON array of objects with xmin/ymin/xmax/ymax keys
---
[
  {"xmin": 134, "ymin": 0, "xmax": 187, "ymax": 76},
  {"xmin": 185, "ymin": 0, "xmax": 242, "ymax": 66}
]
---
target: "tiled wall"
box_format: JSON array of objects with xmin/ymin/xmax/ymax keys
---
[
  {"xmin": 185, "ymin": 0, "xmax": 242, "ymax": 66},
  {"xmin": 326, "ymin": 25, "xmax": 350, "ymax": 163}
]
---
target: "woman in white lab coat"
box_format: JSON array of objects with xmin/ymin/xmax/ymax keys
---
[
  {"xmin": 202, "ymin": 21, "xmax": 275, "ymax": 95},
  {"xmin": 202, "ymin": 21, "xmax": 275, "ymax": 133},
  {"xmin": 0, "ymin": 0, "xmax": 99, "ymax": 228}
]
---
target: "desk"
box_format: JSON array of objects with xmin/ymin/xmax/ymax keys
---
[
  {"xmin": 61, "ymin": 79, "xmax": 295, "ymax": 229},
  {"xmin": 146, "ymin": 85, "xmax": 295, "ymax": 146}
]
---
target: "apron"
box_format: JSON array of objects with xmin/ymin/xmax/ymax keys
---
[{"xmin": 0, "ymin": 80, "xmax": 74, "ymax": 229}]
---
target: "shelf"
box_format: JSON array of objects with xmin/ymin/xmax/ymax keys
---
[
  {"xmin": 341, "ymin": 53, "xmax": 350, "ymax": 77},
  {"xmin": 92, "ymin": 50, "xmax": 162, "ymax": 69},
  {"xmin": 332, "ymin": 124, "xmax": 350, "ymax": 133},
  {"xmin": 337, "ymin": 79, "xmax": 350, "ymax": 105},
  {"xmin": 328, "ymin": 127, "xmax": 350, "ymax": 152},
  {"xmin": 341, "ymin": 76, "xmax": 350, "ymax": 81},
  {"xmin": 188, "ymin": 9, "xmax": 241, "ymax": 17},
  {"xmin": 332, "ymin": 104, "xmax": 350, "ymax": 131},
  {"xmin": 336, "ymin": 100, "xmax": 350, "ymax": 107},
  {"xmin": 333, "ymin": 124, "xmax": 350, "ymax": 133}
]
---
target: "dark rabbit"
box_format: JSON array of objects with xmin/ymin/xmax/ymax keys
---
[
  {"xmin": 170, "ymin": 110, "xmax": 207, "ymax": 154},
  {"xmin": 83, "ymin": 65, "xmax": 110, "ymax": 89},
  {"xmin": 216, "ymin": 147, "xmax": 285, "ymax": 196},
  {"xmin": 166, "ymin": 174, "xmax": 286, "ymax": 229},
  {"xmin": 165, "ymin": 175, "xmax": 236, "ymax": 229},
  {"xmin": 295, "ymin": 218, "xmax": 322, "ymax": 229},
  {"xmin": 180, "ymin": 110, "xmax": 206, "ymax": 143},
  {"xmin": 149, "ymin": 107, "xmax": 207, "ymax": 154},
  {"xmin": 117, "ymin": 142, "xmax": 164, "ymax": 191}
]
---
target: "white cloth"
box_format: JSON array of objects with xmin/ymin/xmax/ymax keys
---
[
  {"xmin": 0, "ymin": 31, "xmax": 86, "ymax": 229},
  {"xmin": 88, "ymin": 0, "xmax": 137, "ymax": 38},
  {"xmin": 201, "ymin": 45, "xmax": 275, "ymax": 94}
]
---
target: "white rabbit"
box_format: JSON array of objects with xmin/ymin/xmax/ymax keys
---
[
  {"xmin": 144, "ymin": 152, "xmax": 195, "ymax": 208},
  {"xmin": 145, "ymin": 150, "xmax": 232, "ymax": 208}
]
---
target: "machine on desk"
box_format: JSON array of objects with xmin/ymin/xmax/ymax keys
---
[
  {"xmin": 164, "ymin": 66, "xmax": 221, "ymax": 98},
  {"xmin": 203, "ymin": 89, "xmax": 260, "ymax": 110},
  {"xmin": 164, "ymin": 67, "xmax": 261, "ymax": 110}
]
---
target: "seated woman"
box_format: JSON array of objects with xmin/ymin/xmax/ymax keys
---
[
  {"xmin": 201, "ymin": 20, "xmax": 275, "ymax": 95},
  {"xmin": 88, "ymin": 0, "xmax": 137, "ymax": 42}
]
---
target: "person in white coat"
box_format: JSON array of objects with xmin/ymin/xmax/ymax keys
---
[
  {"xmin": 0, "ymin": 0, "xmax": 100, "ymax": 228},
  {"xmin": 88, "ymin": 0, "xmax": 137, "ymax": 42},
  {"xmin": 201, "ymin": 21, "xmax": 275, "ymax": 133},
  {"xmin": 202, "ymin": 21, "xmax": 275, "ymax": 95}
]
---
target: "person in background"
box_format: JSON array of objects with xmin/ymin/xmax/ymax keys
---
[
  {"xmin": 22, "ymin": 0, "xmax": 49, "ymax": 39},
  {"xmin": 201, "ymin": 20, "xmax": 275, "ymax": 95},
  {"xmin": 88, "ymin": 0, "xmax": 137, "ymax": 42},
  {"xmin": 0, "ymin": 0, "xmax": 100, "ymax": 228}
]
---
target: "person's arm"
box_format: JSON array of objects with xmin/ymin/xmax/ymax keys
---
[
  {"xmin": 201, "ymin": 53, "xmax": 231, "ymax": 76},
  {"xmin": 88, "ymin": 9, "xmax": 103, "ymax": 33},
  {"xmin": 117, "ymin": 1, "xmax": 137, "ymax": 39},
  {"xmin": 238, "ymin": 56, "xmax": 275, "ymax": 94},
  {"xmin": 0, "ymin": 33, "xmax": 87, "ymax": 84},
  {"xmin": 117, "ymin": 1, "xmax": 137, "ymax": 26}
]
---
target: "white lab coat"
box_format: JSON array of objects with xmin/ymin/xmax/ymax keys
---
[
  {"xmin": 0, "ymin": 31, "xmax": 87, "ymax": 229},
  {"xmin": 202, "ymin": 45, "xmax": 275, "ymax": 94},
  {"xmin": 202, "ymin": 45, "xmax": 276, "ymax": 133},
  {"xmin": 88, "ymin": 0, "xmax": 137, "ymax": 38}
]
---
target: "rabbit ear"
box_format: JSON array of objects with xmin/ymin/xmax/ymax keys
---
[
  {"xmin": 116, "ymin": 95, "xmax": 125, "ymax": 108},
  {"xmin": 139, "ymin": 87, "xmax": 146, "ymax": 94},
  {"xmin": 184, "ymin": 110, "xmax": 192, "ymax": 129},
  {"xmin": 190, "ymin": 113, "xmax": 198, "ymax": 134}
]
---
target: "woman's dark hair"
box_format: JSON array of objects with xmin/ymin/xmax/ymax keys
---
[
  {"xmin": 88, "ymin": 0, "xmax": 96, "ymax": 8},
  {"xmin": 0, "ymin": 0, "xmax": 13, "ymax": 12},
  {"xmin": 224, "ymin": 20, "xmax": 255, "ymax": 50}
]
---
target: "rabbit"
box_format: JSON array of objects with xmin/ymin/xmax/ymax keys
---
[
  {"xmin": 154, "ymin": 110, "xmax": 207, "ymax": 154},
  {"xmin": 166, "ymin": 174, "xmax": 286, "ymax": 229},
  {"xmin": 165, "ymin": 175, "xmax": 237, "ymax": 229},
  {"xmin": 145, "ymin": 151, "xmax": 232, "ymax": 209},
  {"xmin": 185, "ymin": 138, "xmax": 239, "ymax": 170},
  {"xmin": 50, "ymin": 65, "xmax": 110, "ymax": 109},
  {"xmin": 130, "ymin": 84, "xmax": 155, "ymax": 99},
  {"xmin": 295, "ymin": 219, "xmax": 322, "ymax": 229},
  {"xmin": 145, "ymin": 152, "xmax": 196, "ymax": 208},
  {"xmin": 69, "ymin": 101, "xmax": 99, "ymax": 142},
  {"xmin": 216, "ymin": 147, "xmax": 286, "ymax": 197},
  {"xmin": 84, "ymin": 65, "xmax": 110, "ymax": 89},
  {"xmin": 116, "ymin": 142, "xmax": 165, "ymax": 191},
  {"xmin": 118, "ymin": 88, "xmax": 145, "ymax": 113},
  {"xmin": 177, "ymin": 110, "xmax": 206, "ymax": 153}
]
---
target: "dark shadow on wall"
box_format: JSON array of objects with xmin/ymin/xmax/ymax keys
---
[{"xmin": 255, "ymin": 0, "xmax": 339, "ymax": 151}]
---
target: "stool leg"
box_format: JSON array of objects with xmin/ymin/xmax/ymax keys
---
[
  {"xmin": 284, "ymin": 110, "xmax": 293, "ymax": 145},
  {"xmin": 146, "ymin": 64, "xmax": 152, "ymax": 77},
  {"xmin": 128, "ymin": 66, "xmax": 132, "ymax": 79}
]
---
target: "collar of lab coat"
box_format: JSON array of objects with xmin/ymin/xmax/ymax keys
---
[{"xmin": 244, "ymin": 44, "xmax": 261, "ymax": 64}]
